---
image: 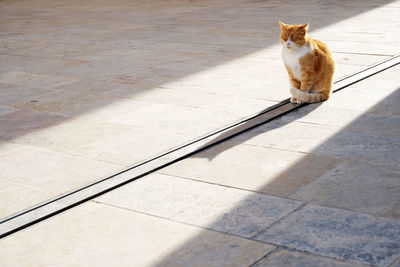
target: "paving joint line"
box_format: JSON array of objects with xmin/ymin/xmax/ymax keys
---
[
  {"xmin": 93, "ymin": 200, "xmax": 280, "ymax": 248},
  {"xmin": 249, "ymin": 203, "xmax": 307, "ymax": 240},
  {"xmin": 82, "ymin": 198, "xmax": 393, "ymax": 266},
  {"xmin": 166, "ymin": 165, "xmax": 400, "ymax": 223},
  {"xmin": 249, "ymin": 246, "xmax": 283, "ymax": 267},
  {"xmin": 0, "ymin": 100, "xmax": 291, "ymax": 223},
  {"xmin": 157, "ymin": 172, "xmax": 304, "ymax": 203},
  {"xmin": 276, "ymin": 246, "xmax": 375, "ymax": 267},
  {"xmin": 109, "ymin": 199, "xmax": 369, "ymax": 267},
  {"xmin": 243, "ymin": 142, "xmax": 400, "ymax": 173},
  {"xmin": 0, "ymin": 53, "xmax": 399, "ymax": 239}
]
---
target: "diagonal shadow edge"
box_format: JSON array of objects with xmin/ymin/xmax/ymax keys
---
[{"xmin": 0, "ymin": 53, "xmax": 399, "ymax": 239}]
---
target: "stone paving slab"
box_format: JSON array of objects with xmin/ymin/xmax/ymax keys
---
[
  {"xmin": 350, "ymin": 65, "xmax": 400, "ymax": 92},
  {"xmin": 253, "ymin": 249, "xmax": 369, "ymax": 267},
  {"xmin": 12, "ymin": 90, "xmax": 126, "ymax": 117},
  {"xmin": 0, "ymin": 202, "xmax": 274, "ymax": 267},
  {"xmin": 52, "ymin": 79, "xmax": 137, "ymax": 97},
  {"xmin": 108, "ymin": 87, "xmax": 226, "ymax": 110},
  {"xmin": 96, "ymin": 173, "xmax": 225, "ymax": 218},
  {"xmin": 110, "ymin": 103, "xmax": 237, "ymax": 136},
  {"xmin": 0, "ymin": 83, "xmax": 54, "ymax": 106},
  {"xmin": 202, "ymin": 96, "xmax": 278, "ymax": 116},
  {"xmin": 368, "ymin": 89, "xmax": 400, "ymax": 118},
  {"xmin": 171, "ymin": 188, "xmax": 302, "ymax": 238},
  {"xmin": 0, "ymin": 54, "xmax": 72, "ymax": 75},
  {"xmin": 10, "ymin": 120, "xmax": 136, "ymax": 152},
  {"xmin": 292, "ymin": 161, "xmax": 400, "ymax": 216},
  {"xmin": 96, "ymin": 173, "xmax": 302, "ymax": 238},
  {"xmin": 0, "ymin": 143, "xmax": 122, "ymax": 195},
  {"xmin": 0, "ymin": 109, "xmax": 66, "ymax": 141},
  {"xmin": 0, "ymin": 179, "xmax": 52, "ymax": 219},
  {"xmin": 69, "ymin": 127, "xmax": 188, "ymax": 165},
  {"xmin": 314, "ymin": 128, "xmax": 400, "ymax": 167},
  {"xmin": 254, "ymin": 204, "xmax": 400, "ymax": 266},
  {"xmin": 332, "ymin": 53, "xmax": 388, "ymax": 66},
  {"xmin": 320, "ymin": 88, "xmax": 396, "ymax": 113},
  {"xmin": 239, "ymin": 120, "xmax": 341, "ymax": 154},
  {"xmin": 278, "ymin": 104, "xmax": 365, "ymax": 127},
  {"xmin": 0, "ymin": 71, "xmax": 78, "ymax": 89},
  {"xmin": 161, "ymin": 143, "xmax": 343, "ymax": 197},
  {"xmin": 239, "ymin": 85, "xmax": 400, "ymax": 168},
  {"xmin": 57, "ymin": 99, "xmax": 153, "ymax": 123}
]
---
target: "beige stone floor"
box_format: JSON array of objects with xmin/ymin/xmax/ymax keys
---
[
  {"xmin": 1, "ymin": 0, "xmax": 399, "ymax": 221},
  {"xmin": 2, "ymin": 57, "xmax": 400, "ymax": 267}
]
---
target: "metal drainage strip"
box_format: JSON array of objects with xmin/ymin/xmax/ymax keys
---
[{"xmin": 1, "ymin": 54, "xmax": 399, "ymax": 239}]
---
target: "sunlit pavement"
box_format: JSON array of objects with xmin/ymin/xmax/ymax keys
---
[{"xmin": 1, "ymin": 0, "xmax": 400, "ymax": 266}]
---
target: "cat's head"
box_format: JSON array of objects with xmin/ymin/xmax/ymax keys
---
[{"xmin": 279, "ymin": 22, "xmax": 309, "ymax": 49}]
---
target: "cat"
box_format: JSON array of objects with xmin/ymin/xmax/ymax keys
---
[{"xmin": 279, "ymin": 22, "xmax": 335, "ymax": 104}]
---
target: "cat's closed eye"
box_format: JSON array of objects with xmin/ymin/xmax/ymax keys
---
[{"xmin": 279, "ymin": 22, "xmax": 335, "ymax": 104}]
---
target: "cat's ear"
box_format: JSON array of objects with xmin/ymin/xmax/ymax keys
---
[
  {"xmin": 279, "ymin": 21, "xmax": 287, "ymax": 31},
  {"xmin": 301, "ymin": 23, "xmax": 309, "ymax": 31}
]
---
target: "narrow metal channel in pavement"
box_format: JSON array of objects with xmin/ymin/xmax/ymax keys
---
[{"xmin": 1, "ymin": 54, "xmax": 399, "ymax": 239}]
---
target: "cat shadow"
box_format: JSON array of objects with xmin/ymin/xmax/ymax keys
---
[{"xmin": 194, "ymin": 101, "xmax": 323, "ymax": 161}]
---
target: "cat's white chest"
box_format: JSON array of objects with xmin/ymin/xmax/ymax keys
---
[{"xmin": 282, "ymin": 45, "xmax": 312, "ymax": 81}]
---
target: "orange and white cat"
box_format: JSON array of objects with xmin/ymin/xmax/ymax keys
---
[{"xmin": 279, "ymin": 22, "xmax": 335, "ymax": 103}]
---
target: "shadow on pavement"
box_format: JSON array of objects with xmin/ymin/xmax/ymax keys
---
[{"xmin": 155, "ymin": 85, "xmax": 400, "ymax": 266}]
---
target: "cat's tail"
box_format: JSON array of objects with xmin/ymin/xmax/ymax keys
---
[{"xmin": 290, "ymin": 87, "xmax": 329, "ymax": 103}]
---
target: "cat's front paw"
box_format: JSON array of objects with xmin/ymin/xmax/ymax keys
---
[{"xmin": 290, "ymin": 97, "xmax": 302, "ymax": 104}]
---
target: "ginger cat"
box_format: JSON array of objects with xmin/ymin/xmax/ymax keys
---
[{"xmin": 279, "ymin": 22, "xmax": 335, "ymax": 103}]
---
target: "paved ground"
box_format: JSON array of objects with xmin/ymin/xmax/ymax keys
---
[
  {"xmin": 2, "ymin": 63, "xmax": 400, "ymax": 267},
  {"xmin": 1, "ymin": 0, "xmax": 399, "ymax": 218},
  {"xmin": 1, "ymin": 0, "xmax": 400, "ymax": 266}
]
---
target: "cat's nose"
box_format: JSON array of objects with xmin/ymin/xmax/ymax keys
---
[{"xmin": 286, "ymin": 43, "xmax": 291, "ymax": 48}]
